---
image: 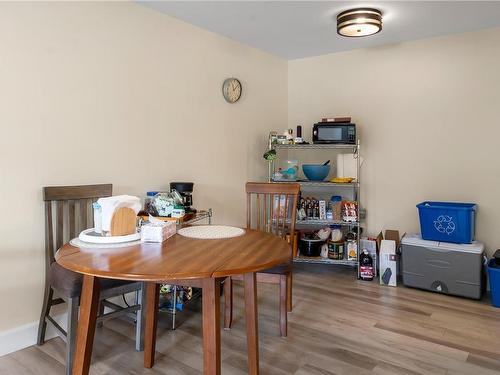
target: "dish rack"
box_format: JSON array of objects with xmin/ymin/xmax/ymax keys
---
[{"xmin": 158, "ymin": 208, "xmax": 212, "ymax": 329}]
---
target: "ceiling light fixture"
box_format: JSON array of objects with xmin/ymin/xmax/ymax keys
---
[{"xmin": 337, "ymin": 8, "xmax": 382, "ymax": 37}]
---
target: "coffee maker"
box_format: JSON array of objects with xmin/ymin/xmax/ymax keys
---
[{"xmin": 170, "ymin": 182, "xmax": 195, "ymax": 213}]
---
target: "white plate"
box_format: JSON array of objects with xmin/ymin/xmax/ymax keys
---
[
  {"xmin": 70, "ymin": 238, "xmax": 142, "ymax": 252},
  {"xmin": 78, "ymin": 228, "xmax": 141, "ymax": 244}
]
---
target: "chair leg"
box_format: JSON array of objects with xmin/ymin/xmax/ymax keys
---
[
  {"xmin": 223, "ymin": 277, "xmax": 233, "ymax": 330},
  {"xmin": 286, "ymin": 271, "xmax": 293, "ymax": 312},
  {"xmin": 171, "ymin": 285, "xmax": 178, "ymax": 330},
  {"xmin": 66, "ymin": 296, "xmax": 79, "ymax": 375},
  {"xmin": 37, "ymin": 283, "xmax": 54, "ymax": 346},
  {"xmin": 136, "ymin": 284, "xmax": 146, "ymax": 351},
  {"xmin": 279, "ymin": 274, "xmax": 287, "ymax": 337}
]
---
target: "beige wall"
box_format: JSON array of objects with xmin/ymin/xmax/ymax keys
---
[
  {"xmin": 2, "ymin": 1, "xmax": 499, "ymax": 338},
  {"xmin": 288, "ymin": 27, "xmax": 500, "ymax": 254},
  {"xmin": 0, "ymin": 2, "xmax": 287, "ymax": 333}
]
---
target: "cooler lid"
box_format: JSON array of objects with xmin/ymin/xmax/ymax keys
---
[
  {"xmin": 401, "ymin": 234, "xmax": 439, "ymax": 248},
  {"xmin": 402, "ymin": 233, "xmax": 484, "ymax": 254}
]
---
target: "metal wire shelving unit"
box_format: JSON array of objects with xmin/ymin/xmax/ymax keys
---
[
  {"xmin": 160, "ymin": 209, "xmax": 212, "ymax": 330},
  {"xmin": 269, "ymin": 140, "xmax": 362, "ymax": 276}
]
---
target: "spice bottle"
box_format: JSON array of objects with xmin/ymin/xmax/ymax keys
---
[{"xmin": 93, "ymin": 202, "xmax": 102, "ymax": 234}]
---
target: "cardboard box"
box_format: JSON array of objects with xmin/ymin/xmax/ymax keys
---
[
  {"xmin": 384, "ymin": 230, "xmax": 401, "ymax": 248},
  {"xmin": 380, "ymin": 240, "xmax": 397, "ymax": 286},
  {"xmin": 376, "ymin": 230, "xmax": 400, "ymax": 287},
  {"xmin": 375, "ymin": 230, "xmax": 401, "ymax": 253}
]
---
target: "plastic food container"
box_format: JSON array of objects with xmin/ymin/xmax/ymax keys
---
[
  {"xmin": 144, "ymin": 191, "xmax": 160, "ymax": 215},
  {"xmin": 284, "ymin": 160, "xmax": 299, "ymax": 181},
  {"xmin": 154, "ymin": 193, "xmax": 175, "ymax": 217},
  {"xmin": 416, "ymin": 201, "xmax": 476, "ymax": 244},
  {"xmin": 346, "ymin": 240, "xmax": 358, "ymax": 261}
]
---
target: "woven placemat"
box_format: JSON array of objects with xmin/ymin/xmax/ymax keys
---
[
  {"xmin": 177, "ymin": 225, "xmax": 245, "ymax": 239},
  {"xmin": 70, "ymin": 238, "xmax": 142, "ymax": 249}
]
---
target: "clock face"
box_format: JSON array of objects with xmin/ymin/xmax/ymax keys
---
[{"xmin": 222, "ymin": 78, "xmax": 242, "ymax": 103}]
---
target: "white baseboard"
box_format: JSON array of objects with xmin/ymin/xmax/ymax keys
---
[
  {"xmin": 0, "ymin": 313, "xmax": 67, "ymax": 357},
  {"xmin": 0, "ymin": 294, "xmax": 133, "ymax": 358}
]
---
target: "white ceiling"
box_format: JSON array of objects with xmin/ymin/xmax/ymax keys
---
[{"xmin": 139, "ymin": 1, "xmax": 500, "ymax": 60}]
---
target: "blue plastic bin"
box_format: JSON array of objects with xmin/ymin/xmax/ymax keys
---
[
  {"xmin": 416, "ymin": 201, "xmax": 476, "ymax": 244},
  {"xmin": 488, "ymin": 259, "xmax": 500, "ymax": 308}
]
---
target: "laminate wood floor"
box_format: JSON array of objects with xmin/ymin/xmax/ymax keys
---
[{"xmin": 2, "ymin": 264, "xmax": 500, "ymax": 374}]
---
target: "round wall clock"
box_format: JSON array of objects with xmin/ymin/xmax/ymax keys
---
[{"xmin": 222, "ymin": 78, "xmax": 242, "ymax": 103}]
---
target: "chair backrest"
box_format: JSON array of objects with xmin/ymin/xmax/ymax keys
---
[
  {"xmin": 43, "ymin": 184, "xmax": 112, "ymax": 270},
  {"xmin": 246, "ymin": 182, "xmax": 300, "ymax": 239}
]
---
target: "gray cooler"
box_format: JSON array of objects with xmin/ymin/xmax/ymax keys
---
[{"xmin": 401, "ymin": 234, "xmax": 485, "ymax": 299}]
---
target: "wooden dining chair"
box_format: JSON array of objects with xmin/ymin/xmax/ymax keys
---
[
  {"xmin": 36, "ymin": 184, "xmax": 146, "ymax": 375},
  {"xmin": 224, "ymin": 182, "xmax": 300, "ymax": 337}
]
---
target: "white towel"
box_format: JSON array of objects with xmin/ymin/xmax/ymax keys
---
[{"xmin": 97, "ymin": 195, "xmax": 141, "ymax": 232}]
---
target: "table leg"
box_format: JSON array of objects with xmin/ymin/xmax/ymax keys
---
[
  {"xmin": 202, "ymin": 278, "xmax": 221, "ymax": 375},
  {"xmin": 244, "ymin": 272, "xmax": 259, "ymax": 375},
  {"xmin": 144, "ymin": 282, "xmax": 160, "ymax": 368},
  {"xmin": 72, "ymin": 275, "xmax": 100, "ymax": 375}
]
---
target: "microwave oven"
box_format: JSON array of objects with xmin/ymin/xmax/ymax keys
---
[{"xmin": 312, "ymin": 122, "xmax": 356, "ymax": 144}]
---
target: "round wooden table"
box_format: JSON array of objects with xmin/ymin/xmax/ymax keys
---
[{"xmin": 55, "ymin": 228, "xmax": 291, "ymax": 375}]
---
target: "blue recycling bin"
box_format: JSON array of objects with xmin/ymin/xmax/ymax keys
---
[
  {"xmin": 488, "ymin": 259, "xmax": 500, "ymax": 308},
  {"xmin": 416, "ymin": 201, "xmax": 476, "ymax": 244}
]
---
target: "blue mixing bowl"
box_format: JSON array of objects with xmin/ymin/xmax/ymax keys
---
[{"xmin": 302, "ymin": 164, "xmax": 330, "ymax": 181}]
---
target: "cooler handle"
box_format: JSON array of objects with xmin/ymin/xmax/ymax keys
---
[{"xmin": 427, "ymin": 259, "xmax": 451, "ymax": 269}]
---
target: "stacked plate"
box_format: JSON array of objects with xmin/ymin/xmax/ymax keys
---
[{"xmin": 70, "ymin": 228, "xmax": 142, "ymax": 249}]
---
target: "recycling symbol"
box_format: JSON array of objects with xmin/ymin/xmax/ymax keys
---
[{"xmin": 434, "ymin": 215, "xmax": 455, "ymax": 235}]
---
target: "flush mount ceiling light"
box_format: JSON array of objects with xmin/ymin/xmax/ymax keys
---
[{"xmin": 337, "ymin": 8, "xmax": 382, "ymax": 37}]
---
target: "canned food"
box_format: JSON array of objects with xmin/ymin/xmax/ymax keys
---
[{"xmin": 328, "ymin": 241, "xmax": 344, "ymax": 260}]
